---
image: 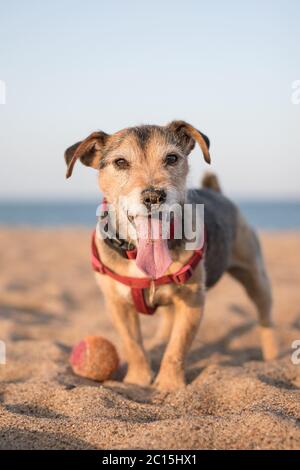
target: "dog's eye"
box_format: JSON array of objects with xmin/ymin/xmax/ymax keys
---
[
  {"xmin": 165, "ymin": 154, "xmax": 178, "ymax": 166},
  {"xmin": 114, "ymin": 158, "xmax": 130, "ymax": 169}
]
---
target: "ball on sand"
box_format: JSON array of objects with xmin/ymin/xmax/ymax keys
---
[{"xmin": 70, "ymin": 336, "xmax": 119, "ymax": 381}]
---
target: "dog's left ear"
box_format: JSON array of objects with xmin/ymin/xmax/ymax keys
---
[
  {"xmin": 64, "ymin": 131, "xmax": 109, "ymax": 178},
  {"xmin": 166, "ymin": 120, "xmax": 211, "ymax": 164}
]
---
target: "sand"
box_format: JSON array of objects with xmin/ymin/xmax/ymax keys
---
[{"xmin": 0, "ymin": 228, "xmax": 299, "ymax": 450}]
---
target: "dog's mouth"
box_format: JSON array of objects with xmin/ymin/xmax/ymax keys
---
[{"xmin": 126, "ymin": 212, "xmax": 172, "ymax": 279}]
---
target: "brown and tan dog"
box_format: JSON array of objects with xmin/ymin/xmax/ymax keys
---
[{"xmin": 65, "ymin": 121, "xmax": 278, "ymax": 391}]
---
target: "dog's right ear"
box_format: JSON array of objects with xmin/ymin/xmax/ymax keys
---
[{"xmin": 64, "ymin": 131, "xmax": 109, "ymax": 178}]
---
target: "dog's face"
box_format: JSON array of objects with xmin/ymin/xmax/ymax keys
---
[{"xmin": 65, "ymin": 121, "xmax": 210, "ymax": 235}]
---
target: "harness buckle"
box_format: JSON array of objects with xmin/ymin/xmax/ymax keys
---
[{"xmin": 172, "ymin": 266, "xmax": 193, "ymax": 284}]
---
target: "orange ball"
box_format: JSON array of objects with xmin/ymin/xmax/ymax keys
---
[{"xmin": 70, "ymin": 335, "xmax": 119, "ymax": 381}]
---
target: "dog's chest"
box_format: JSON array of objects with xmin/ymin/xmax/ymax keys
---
[
  {"xmin": 116, "ymin": 281, "xmax": 174, "ymax": 306},
  {"xmin": 95, "ymin": 260, "xmax": 176, "ymax": 307},
  {"xmin": 115, "ymin": 260, "xmax": 175, "ymax": 305}
]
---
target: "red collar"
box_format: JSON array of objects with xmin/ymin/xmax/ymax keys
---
[{"xmin": 91, "ymin": 230, "xmax": 206, "ymax": 315}]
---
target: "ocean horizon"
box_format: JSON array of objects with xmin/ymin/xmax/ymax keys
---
[{"xmin": 0, "ymin": 199, "xmax": 299, "ymax": 230}]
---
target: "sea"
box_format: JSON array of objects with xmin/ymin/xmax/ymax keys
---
[{"xmin": 0, "ymin": 200, "xmax": 299, "ymax": 230}]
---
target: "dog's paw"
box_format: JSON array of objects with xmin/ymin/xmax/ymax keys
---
[
  {"xmin": 124, "ymin": 368, "xmax": 153, "ymax": 387},
  {"xmin": 153, "ymin": 374, "xmax": 186, "ymax": 392},
  {"xmin": 260, "ymin": 326, "xmax": 279, "ymax": 361}
]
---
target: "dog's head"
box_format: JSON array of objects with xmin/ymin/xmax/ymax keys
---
[
  {"xmin": 65, "ymin": 120, "xmax": 210, "ymax": 211},
  {"xmin": 65, "ymin": 121, "xmax": 210, "ymax": 278}
]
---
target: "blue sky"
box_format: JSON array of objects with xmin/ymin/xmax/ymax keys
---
[{"xmin": 0, "ymin": 0, "xmax": 299, "ymax": 200}]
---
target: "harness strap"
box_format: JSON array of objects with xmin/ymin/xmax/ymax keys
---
[
  {"xmin": 91, "ymin": 230, "xmax": 206, "ymax": 315},
  {"xmin": 131, "ymin": 288, "xmax": 156, "ymax": 315}
]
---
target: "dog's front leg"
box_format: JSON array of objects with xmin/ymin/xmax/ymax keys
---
[
  {"xmin": 106, "ymin": 295, "xmax": 152, "ymax": 386},
  {"xmin": 154, "ymin": 288, "xmax": 204, "ymax": 392}
]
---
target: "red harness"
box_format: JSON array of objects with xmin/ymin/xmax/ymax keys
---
[{"xmin": 91, "ymin": 229, "xmax": 207, "ymax": 315}]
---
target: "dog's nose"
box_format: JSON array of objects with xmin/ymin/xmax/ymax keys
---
[{"xmin": 141, "ymin": 187, "xmax": 166, "ymax": 210}]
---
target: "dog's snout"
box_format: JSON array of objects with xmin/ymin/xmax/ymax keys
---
[{"xmin": 141, "ymin": 187, "xmax": 166, "ymax": 210}]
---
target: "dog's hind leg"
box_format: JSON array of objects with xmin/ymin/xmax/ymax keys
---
[
  {"xmin": 228, "ymin": 216, "xmax": 278, "ymax": 360},
  {"xmin": 228, "ymin": 263, "xmax": 278, "ymax": 360}
]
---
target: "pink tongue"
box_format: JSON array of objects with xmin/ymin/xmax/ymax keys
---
[{"xmin": 135, "ymin": 216, "xmax": 172, "ymax": 279}]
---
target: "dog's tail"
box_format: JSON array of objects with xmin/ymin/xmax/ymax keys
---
[{"xmin": 201, "ymin": 172, "xmax": 222, "ymax": 193}]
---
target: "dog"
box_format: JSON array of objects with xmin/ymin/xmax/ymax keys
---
[{"xmin": 64, "ymin": 120, "xmax": 278, "ymax": 391}]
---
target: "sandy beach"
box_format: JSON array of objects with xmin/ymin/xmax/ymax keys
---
[{"xmin": 0, "ymin": 228, "xmax": 299, "ymax": 450}]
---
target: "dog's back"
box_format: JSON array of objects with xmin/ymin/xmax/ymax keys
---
[{"xmin": 188, "ymin": 174, "xmax": 238, "ymax": 287}]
